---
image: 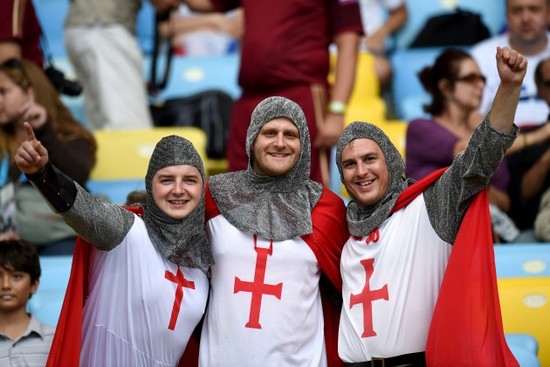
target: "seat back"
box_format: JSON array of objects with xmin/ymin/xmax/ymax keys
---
[
  {"xmin": 32, "ymin": 0, "xmax": 70, "ymax": 57},
  {"xmin": 87, "ymin": 127, "xmax": 208, "ymax": 204},
  {"xmin": 28, "ymin": 255, "xmax": 73, "ymax": 327}
]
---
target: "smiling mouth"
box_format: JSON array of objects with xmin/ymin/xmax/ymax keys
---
[
  {"xmin": 169, "ymin": 200, "xmax": 189, "ymax": 205},
  {"xmin": 357, "ymin": 179, "xmax": 374, "ymax": 187}
]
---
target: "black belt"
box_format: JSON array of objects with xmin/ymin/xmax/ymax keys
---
[{"xmin": 344, "ymin": 352, "xmax": 426, "ymax": 367}]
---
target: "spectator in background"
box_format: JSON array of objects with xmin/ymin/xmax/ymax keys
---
[
  {"xmin": 0, "ymin": 58, "xmax": 96, "ymax": 254},
  {"xmin": 185, "ymin": 0, "xmax": 363, "ymax": 186},
  {"xmin": 406, "ymin": 48, "xmax": 550, "ymax": 243},
  {"xmin": 509, "ymin": 56, "xmax": 550, "ymax": 241},
  {"xmin": 64, "ymin": 0, "xmax": 157, "ymax": 130},
  {"xmin": 0, "ymin": 0, "xmax": 44, "ymax": 68},
  {"xmin": 471, "ymin": 0, "xmax": 550, "ymax": 128},
  {"xmin": 358, "ymin": 0, "xmax": 407, "ymax": 89},
  {"xmin": 158, "ymin": 4, "xmax": 243, "ymax": 56},
  {"xmin": 0, "ymin": 239, "xmax": 55, "ymax": 366}
]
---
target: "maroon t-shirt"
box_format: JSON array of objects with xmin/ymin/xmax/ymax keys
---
[
  {"xmin": 212, "ymin": 0, "xmax": 362, "ymax": 91},
  {"xmin": 0, "ymin": 0, "xmax": 44, "ymax": 67}
]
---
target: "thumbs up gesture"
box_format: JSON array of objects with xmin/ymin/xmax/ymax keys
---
[{"xmin": 15, "ymin": 122, "xmax": 49, "ymax": 175}]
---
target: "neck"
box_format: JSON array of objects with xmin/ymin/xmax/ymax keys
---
[
  {"xmin": 0, "ymin": 309, "xmax": 31, "ymax": 340},
  {"xmin": 509, "ymin": 33, "xmax": 548, "ymax": 56}
]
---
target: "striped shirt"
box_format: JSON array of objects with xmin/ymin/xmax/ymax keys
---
[{"xmin": 0, "ymin": 315, "xmax": 55, "ymax": 367}]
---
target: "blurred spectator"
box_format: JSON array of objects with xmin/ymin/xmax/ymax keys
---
[
  {"xmin": 406, "ymin": 48, "xmax": 550, "ymax": 243},
  {"xmin": 185, "ymin": 0, "xmax": 363, "ymax": 186},
  {"xmin": 0, "ymin": 239, "xmax": 55, "ymax": 365},
  {"xmin": 64, "ymin": 0, "xmax": 157, "ymax": 130},
  {"xmin": 471, "ymin": 0, "xmax": 550, "ymax": 128},
  {"xmin": 0, "ymin": 0, "xmax": 44, "ymax": 68},
  {"xmin": 358, "ymin": 0, "xmax": 407, "ymax": 89},
  {"xmin": 509, "ymin": 56, "xmax": 550, "ymax": 241},
  {"xmin": 158, "ymin": 5, "xmax": 243, "ymax": 56},
  {"xmin": 0, "ymin": 58, "xmax": 96, "ymax": 254},
  {"xmin": 535, "ymin": 186, "xmax": 550, "ymax": 240}
]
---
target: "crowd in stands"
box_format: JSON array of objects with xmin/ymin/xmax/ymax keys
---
[{"xmin": 0, "ymin": 0, "xmax": 549, "ymax": 364}]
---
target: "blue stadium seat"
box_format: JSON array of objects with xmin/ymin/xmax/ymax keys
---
[
  {"xmin": 28, "ymin": 255, "xmax": 73, "ymax": 327},
  {"xmin": 136, "ymin": 0, "xmax": 156, "ymax": 55},
  {"xmin": 495, "ymin": 243, "xmax": 550, "ymax": 278},
  {"xmin": 390, "ymin": 47, "xmax": 445, "ymax": 121},
  {"xmin": 32, "ymin": 0, "xmax": 70, "ymax": 58},
  {"xmin": 144, "ymin": 54, "xmax": 241, "ymax": 104},
  {"xmin": 393, "ymin": 0, "xmax": 506, "ymax": 49}
]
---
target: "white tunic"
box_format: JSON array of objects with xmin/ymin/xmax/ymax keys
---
[
  {"xmin": 339, "ymin": 194, "xmax": 452, "ymax": 362},
  {"xmin": 200, "ymin": 215, "xmax": 326, "ymax": 367},
  {"xmin": 80, "ymin": 216, "xmax": 209, "ymax": 367}
]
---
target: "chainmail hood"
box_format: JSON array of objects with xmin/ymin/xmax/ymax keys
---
[
  {"xmin": 142, "ymin": 135, "xmax": 213, "ymax": 269},
  {"xmin": 209, "ymin": 96, "xmax": 323, "ymax": 240},
  {"xmin": 336, "ymin": 121, "xmax": 409, "ymax": 236}
]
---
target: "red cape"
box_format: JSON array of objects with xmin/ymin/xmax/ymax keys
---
[
  {"xmin": 204, "ymin": 185, "xmax": 348, "ymax": 367},
  {"xmin": 394, "ymin": 168, "xmax": 517, "ymax": 367}
]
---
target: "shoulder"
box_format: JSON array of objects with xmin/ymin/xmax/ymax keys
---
[{"xmin": 205, "ymin": 181, "xmax": 221, "ymax": 220}]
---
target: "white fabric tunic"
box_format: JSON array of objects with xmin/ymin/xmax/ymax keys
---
[
  {"xmin": 80, "ymin": 215, "xmax": 209, "ymax": 367},
  {"xmin": 339, "ymin": 194, "xmax": 451, "ymax": 362},
  {"xmin": 200, "ymin": 215, "xmax": 327, "ymax": 367}
]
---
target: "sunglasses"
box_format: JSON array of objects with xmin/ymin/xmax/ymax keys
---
[{"xmin": 454, "ymin": 73, "xmax": 487, "ymax": 84}]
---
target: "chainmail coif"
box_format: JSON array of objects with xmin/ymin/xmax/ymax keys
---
[
  {"xmin": 142, "ymin": 135, "xmax": 213, "ymax": 269},
  {"xmin": 336, "ymin": 121, "xmax": 410, "ymax": 237},
  {"xmin": 209, "ymin": 96, "xmax": 323, "ymax": 240}
]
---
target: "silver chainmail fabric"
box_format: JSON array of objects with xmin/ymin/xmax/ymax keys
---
[
  {"xmin": 142, "ymin": 135, "xmax": 213, "ymax": 269},
  {"xmin": 336, "ymin": 121, "xmax": 410, "ymax": 237},
  {"xmin": 209, "ymin": 96, "xmax": 323, "ymax": 240}
]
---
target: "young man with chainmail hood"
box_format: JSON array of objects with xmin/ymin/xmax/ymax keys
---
[
  {"xmin": 335, "ymin": 47, "xmax": 526, "ymax": 366},
  {"xmin": 14, "ymin": 122, "xmax": 212, "ymax": 366},
  {"xmin": 200, "ymin": 96, "xmax": 348, "ymax": 366}
]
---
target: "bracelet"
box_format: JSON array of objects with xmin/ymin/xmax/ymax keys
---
[{"xmin": 328, "ymin": 101, "xmax": 347, "ymax": 115}]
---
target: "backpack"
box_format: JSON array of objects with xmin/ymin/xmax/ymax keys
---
[
  {"xmin": 150, "ymin": 90, "xmax": 233, "ymax": 159},
  {"xmin": 410, "ymin": 8, "xmax": 491, "ymax": 48}
]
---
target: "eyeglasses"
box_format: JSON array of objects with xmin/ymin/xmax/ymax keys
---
[
  {"xmin": 0, "ymin": 58, "xmax": 23, "ymax": 69},
  {"xmin": 454, "ymin": 73, "xmax": 487, "ymax": 84},
  {"xmin": 540, "ymin": 79, "xmax": 550, "ymax": 88}
]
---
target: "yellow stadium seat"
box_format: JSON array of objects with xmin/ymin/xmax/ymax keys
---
[
  {"xmin": 498, "ymin": 277, "xmax": 550, "ymax": 366},
  {"xmin": 87, "ymin": 127, "xmax": 208, "ymax": 204}
]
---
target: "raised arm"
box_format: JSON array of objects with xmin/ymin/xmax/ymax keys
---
[
  {"xmin": 487, "ymin": 47, "xmax": 527, "ymax": 134},
  {"xmin": 15, "ymin": 122, "xmax": 134, "ymax": 251}
]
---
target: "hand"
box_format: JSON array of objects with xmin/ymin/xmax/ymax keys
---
[
  {"xmin": 0, "ymin": 231, "xmax": 20, "ymax": 241},
  {"xmin": 314, "ymin": 113, "xmax": 344, "ymax": 148},
  {"xmin": 150, "ymin": 0, "xmax": 180, "ymax": 14},
  {"xmin": 496, "ymin": 46, "xmax": 527, "ymax": 86},
  {"xmin": 15, "ymin": 122, "xmax": 49, "ymax": 175},
  {"xmin": 18, "ymin": 100, "xmax": 46, "ymax": 129}
]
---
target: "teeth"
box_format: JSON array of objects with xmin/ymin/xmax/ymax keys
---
[
  {"xmin": 170, "ymin": 200, "xmax": 188, "ymax": 204},
  {"xmin": 358, "ymin": 180, "xmax": 374, "ymax": 186}
]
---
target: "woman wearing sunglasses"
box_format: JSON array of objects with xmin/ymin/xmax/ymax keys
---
[{"xmin": 405, "ymin": 47, "xmax": 550, "ymax": 243}]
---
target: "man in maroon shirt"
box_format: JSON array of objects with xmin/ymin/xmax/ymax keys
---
[
  {"xmin": 0, "ymin": 0, "xmax": 44, "ymax": 67},
  {"xmin": 185, "ymin": 0, "xmax": 363, "ymax": 184}
]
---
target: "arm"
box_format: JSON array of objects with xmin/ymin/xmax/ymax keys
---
[
  {"xmin": 184, "ymin": 0, "xmax": 217, "ymax": 12},
  {"xmin": 424, "ymin": 47, "xmax": 525, "ymax": 242},
  {"xmin": 506, "ymin": 122, "xmax": 550, "ymax": 155},
  {"xmin": 520, "ymin": 147, "xmax": 550, "ymax": 200},
  {"xmin": 315, "ymin": 31, "xmax": 360, "ymax": 149},
  {"xmin": 363, "ymin": 4, "xmax": 407, "ymax": 54},
  {"xmin": 15, "ymin": 123, "xmax": 134, "ymax": 251}
]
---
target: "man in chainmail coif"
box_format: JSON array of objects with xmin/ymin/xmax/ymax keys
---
[
  {"xmin": 199, "ymin": 96, "xmax": 348, "ymax": 366},
  {"xmin": 14, "ymin": 124, "xmax": 212, "ymax": 366},
  {"xmin": 336, "ymin": 47, "xmax": 525, "ymax": 367}
]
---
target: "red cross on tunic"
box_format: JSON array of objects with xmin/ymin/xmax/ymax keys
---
[
  {"xmin": 165, "ymin": 266, "xmax": 196, "ymax": 330},
  {"xmin": 234, "ymin": 236, "xmax": 283, "ymax": 329},
  {"xmin": 350, "ymin": 258, "xmax": 388, "ymax": 337}
]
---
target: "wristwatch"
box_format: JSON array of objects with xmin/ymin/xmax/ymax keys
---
[{"xmin": 328, "ymin": 100, "xmax": 347, "ymax": 115}]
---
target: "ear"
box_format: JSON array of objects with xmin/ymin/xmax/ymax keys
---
[
  {"xmin": 438, "ymin": 78, "xmax": 453, "ymax": 97},
  {"xmin": 30, "ymin": 278, "xmax": 39, "ymax": 295}
]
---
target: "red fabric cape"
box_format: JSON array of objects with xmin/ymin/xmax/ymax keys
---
[
  {"xmin": 203, "ymin": 185, "xmax": 348, "ymax": 367},
  {"xmin": 394, "ymin": 168, "xmax": 517, "ymax": 367}
]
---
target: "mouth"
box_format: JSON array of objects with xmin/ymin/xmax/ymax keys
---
[
  {"xmin": 0, "ymin": 294, "xmax": 15, "ymax": 300},
  {"xmin": 356, "ymin": 179, "xmax": 375, "ymax": 187},
  {"xmin": 168, "ymin": 199, "xmax": 190, "ymax": 206}
]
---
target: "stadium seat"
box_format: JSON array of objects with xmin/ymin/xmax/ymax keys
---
[
  {"xmin": 28, "ymin": 255, "xmax": 73, "ymax": 327},
  {"xmin": 495, "ymin": 243, "xmax": 550, "ymax": 278},
  {"xmin": 393, "ymin": 0, "xmax": 506, "ymax": 50},
  {"xmin": 136, "ymin": 0, "xmax": 156, "ymax": 55},
  {"xmin": 390, "ymin": 47, "xmax": 445, "ymax": 121},
  {"xmin": 87, "ymin": 126, "xmax": 208, "ymax": 204},
  {"xmin": 498, "ymin": 276, "xmax": 549, "ymax": 366},
  {"xmin": 144, "ymin": 54, "xmax": 241, "ymax": 104},
  {"xmin": 32, "ymin": 0, "xmax": 70, "ymax": 58}
]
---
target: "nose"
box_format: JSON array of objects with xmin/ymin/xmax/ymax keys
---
[
  {"xmin": 0, "ymin": 275, "xmax": 10, "ymax": 290},
  {"xmin": 172, "ymin": 181, "xmax": 185, "ymax": 195},
  {"xmin": 274, "ymin": 133, "xmax": 285, "ymax": 147},
  {"xmin": 356, "ymin": 162, "xmax": 368, "ymax": 176}
]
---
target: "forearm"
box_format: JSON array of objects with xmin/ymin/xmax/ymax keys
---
[
  {"xmin": 171, "ymin": 13, "xmax": 225, "ymax": 33},
  {"xmin": 506, "ymin": 123, "xmax": 550, "ymax": 155},
  {"xmin": 487, "ymin": 84, "xmax": 522, "ymax": 134},
  {"xmin": 520, "ymin": 149, "xmax": 550, "ymax": 200},
  {"xmin": 184, "ymin": 0, "xmax": 217, "ymax": 12},
  {"xmin": 376, "ymin": 5, "xmax": 407, "ymax": 39},
  {"xmin": 331, "ymin": 31, "xmax": 360, "ymax": 106}
]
